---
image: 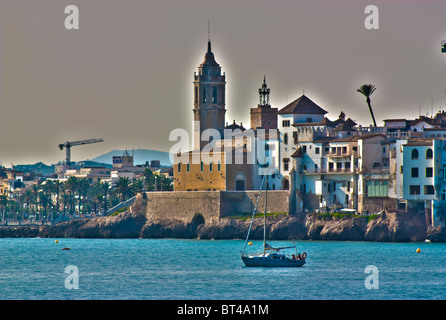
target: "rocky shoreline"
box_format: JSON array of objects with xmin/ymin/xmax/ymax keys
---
[{"xmin": 0, "ymin": 195, "xmax": 445, "ymax": 242}]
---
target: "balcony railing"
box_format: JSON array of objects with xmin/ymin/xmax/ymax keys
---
[{"xmin": 302, "ymin": 168, "xmax": 356, "ymax": 174}]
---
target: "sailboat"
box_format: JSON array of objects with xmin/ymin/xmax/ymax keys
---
[{"xmin": 241, "ymin": 175, "xmax": 306, "ymax": 267}]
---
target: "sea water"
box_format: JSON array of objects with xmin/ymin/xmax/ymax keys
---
[{"xmin": 0, "ymin": 238, "xmax": 445, "ymax": 300}]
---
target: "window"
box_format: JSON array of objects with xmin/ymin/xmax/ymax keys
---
[
  {"xmin": 336, "ymin": 162, "xmax": 342, "ymax": 172},
  {"xmin": 366, "ymin": 181, "xmax": 389, "ymax": 197},
  {"xmin": 411, "ymin": 149, "xmax": 419, "ymax": 159},
  {"xmin": 400, "ymin": 166, "xmax": 403, "ymax": 174},
  {"xmin": 342, "ymin": 147, "xmax": 347, "ymax": 154},
  {"xmin": 411, "ymin": 167, "xmax": 419, "ymax": 177},
  {"xmin": 302, "ymin": 145, "xmax": 307, "ymax": 153},
  {"xmin": 306, "ymin": 117, "xmax": 312, "ymax": 123},
  {"xmin": 424, "ymin": 185, "xmax": 435, "ymax": 195},
  {"xmin": 212, "ymin": 87, "xmax": 218, "ymax": 103},
  {"xmin": 426, "ymin": 167, "xmax": 433, "ymax": 177},
  {"xmin": 331, "ymin": 147, "xmax": 336, "ymax": 154},
  {"xmin": 345, "ymin": 162, "xmax": 351, "ymax": 170},
  {"xmin": 284, "ymin": 133, "xmax": 288, "ymax": 144},
  {"xmin": 283, "ymin": 158, "xmax": 290, "ymax": 171},
  {"xmin": 210, "ymin": 162, "xmax": 213, "ymax": 172},
  {"xmin": 325, "ymin": 147, "xmax": 330, "ymax": 153},
  {"xmin": 426, "ymin": 148, "xmax": 433, "ymax": 159},
  {"xmin": 329, "ymin": 162, "xmax": 334, "ymax": 172},
  {"xmin": 282, "ymin": 120, "xmax": 290, "ymax": 127},
  {"xmin": 178, "ymin": 162, "xmax": 181, "ymax": 173},
  {"xmin": 315, "ymin": 147, "xmax": 320, "ymax": 154},
  {"xmin": 218, "ymin": 161, "xmax": 221, "ymax": 171},
  {"xmin": 200, "ymin": 161, "xmax": 204, "ymax": 172},
  {"xmin": 187, "ymin": 163, "xmax": 190, "ymax": 172},
  {"xmin": 203, "ymin": 87, "xmax": 207, "ymax": 103},
  {"xmin": 409, "ymin": 185, "xmax": 420, "ymax": 195},
  {"xmin": 194, "ymin": 86, "xmax": 198, "ymax": 104}
]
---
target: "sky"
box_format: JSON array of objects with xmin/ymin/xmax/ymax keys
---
[{"xmin": 1, "ymin": 0, "xmax": 445, "ymax": 166}]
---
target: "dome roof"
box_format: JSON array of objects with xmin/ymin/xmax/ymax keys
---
[{"xmin": 200, "ymin": 40, "xmax": 219, "ymax": 67}]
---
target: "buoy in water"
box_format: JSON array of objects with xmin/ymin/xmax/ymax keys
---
[
  {"xmin": 55, "ymin": 240, "xmax": 59, "ymax": 243},
  {"xmin": 248, "ymin": 242, "xmax": 252, "ymax": 246},
  {"xmin": 416, "ymin": 248, "xmax": 421, "ymax": 253},
  {"xmin": 62, "ymin": 248, "xmax": 70, "ymax": 250}
]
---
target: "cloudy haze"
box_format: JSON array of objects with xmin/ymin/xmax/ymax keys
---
[{"xmin": 1, "ymin": 0, "xmax": 445, "ymax": 166}]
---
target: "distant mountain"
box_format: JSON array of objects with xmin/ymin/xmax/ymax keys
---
[
  {"xmin": 89, "ymin": 149, "xmax": 172, "ymax": 166},
  {"xmin": 14, "ymin": 162, "xmax": 55, "ymax": 175}
]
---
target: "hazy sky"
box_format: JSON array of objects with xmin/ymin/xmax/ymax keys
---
[{"xmin": 1, "ymin": 0, "xmax": 445, "ymax": 166}]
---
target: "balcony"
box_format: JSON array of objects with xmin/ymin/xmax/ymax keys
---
[
  {"xmin": 302, "ymin": 167, "xmax": 357, "ymax": 175},
  {"xmin": 327, "ymin": 147, "xmax": 358, "ymax": 158}
]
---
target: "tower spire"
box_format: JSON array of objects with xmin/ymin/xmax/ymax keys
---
[
  {"xmin": 258, "ymin": 75, "xmax": 271, "ymax": 106},
  {"xmin": 208, "ymin": 19, "xmax": 210, "ymax": 41},
  {"xmin": 207, "ymin": 20, "xmax": 211, "ymax": 53}
]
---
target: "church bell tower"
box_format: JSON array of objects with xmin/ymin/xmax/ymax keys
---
[{"xmin": 193, "ymin": 40, "xmax": 226, "ymax": 150}]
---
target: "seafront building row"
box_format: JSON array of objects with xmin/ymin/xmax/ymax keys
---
[{"xmin": 172, "ymin": 40, "xmax": 446, "ymax": 227}]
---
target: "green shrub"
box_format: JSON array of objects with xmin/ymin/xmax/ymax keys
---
[{"xmin": 110, "ymin": 206, "xmax": 128, "ymax": 216}]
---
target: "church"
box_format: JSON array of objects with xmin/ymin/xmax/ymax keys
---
[{"xmin": 172, "ymin": 40, "xmax": 329, "ymax": 194}]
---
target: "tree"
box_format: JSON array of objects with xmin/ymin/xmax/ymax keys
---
[
  {"xmin": 38, "ymin": 191, "xmax": 52, "ymax": 222},
  {"xmin": 65, "ymin": 176, "xmax": 79, "ymax": 214},
  {"xmin": 357, "ymin": 84, "xmax": 377, "ymax": 127},
  {"xmin": 77, "ymin": 178, "xmax": 89, "ymax": 213},
  {"xmin": 100, "ymin": 181, "xmax": 110, "ymax": 214},
  {"xmin": 113, "ymin": 177, "xmax": 134, "ymax": 202},
  {"xmin": 53, "ymin": 180, "xmax": 63, "ymax": 215},
  {"xmin": 0, "ymin": 194, "xmax": 8, "ymax": 223},
  {"xmin": 132, "ymin": 178, "xmax": 145, "ymax": 193},
  {"xmin": 23, "ymin": 188, "xmax": 33, "ymax": 219},
  {"xmin": 30, "ymin": 184, "xmax": 40, "ymax": 219}
]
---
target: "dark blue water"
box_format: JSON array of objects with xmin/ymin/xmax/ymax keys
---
[{"xmin": 0, "ymin": 238, "xmax": 444, "ymax": 300}]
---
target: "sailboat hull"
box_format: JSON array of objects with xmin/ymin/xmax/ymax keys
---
[{"xmin": 242, "ymin": 256, "xmax": 305, "ymax": 268}]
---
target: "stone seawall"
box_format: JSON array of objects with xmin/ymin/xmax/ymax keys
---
[
  {"xmin": 1, "ymin": 193, "xmax": 444, "ymax": 242},
  {"xmin": 145, "ymin": 191, "xmax": 221, "ymax": 224},
  {"xmin": 144, "ymin": 190, "xmax": 289, "ymax": 223}
]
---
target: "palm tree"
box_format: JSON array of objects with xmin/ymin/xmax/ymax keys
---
[
  {"xmin": 0, "ymin": 194, "xmax": 8, "ymax": 223},
  {"xmin": 30, "ymin": 184, "xmax": 40, "ymax": 220},
  {"xmin": 38, "ymin": 191, "xmax": 52, "ymax": 223},
  {"xmin": 53, "ymin": 180, "xmax": 62, "ymax": 216},
  {"xmin": 61, "ymin": 191, "xmax": 70, "ymax": 217},
  {"xmin": 65, "ymin": 176, "xmax": 79, "ymax": 215},
  {"xmin": 100, "ymin": 181, "xmax": 110, "ymax": 214},
  {"xmin": 132, "ymin": 178, "xmax": 145, "ymax": 193},
  {"xmin": 113, "ymin": 177, "xmax": 134, "ymax": 202},
  {"xmin": 77, "ymin": 178, "xmax": 89, "ymax": 213},
  {"xmin": 23, "ymin": 188, "xmax": 33, "ymax": 219},
  {"xmin": 357, "ymin": 84, "xmax": 377, "ymax": 127}
]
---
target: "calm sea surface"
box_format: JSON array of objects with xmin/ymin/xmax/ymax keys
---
[{"xmin": 0, "ymin": 238, "xmax": 445, "ymax": 300}]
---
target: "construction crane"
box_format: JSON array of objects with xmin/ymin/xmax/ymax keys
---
[{"xmin": 58, "ymin": 138, "xmax": 104, "ymax": 164}]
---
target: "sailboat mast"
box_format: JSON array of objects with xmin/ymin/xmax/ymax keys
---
[{"xmin": 263, "ymin": 174, "xmax": 267, "ymax": 255}]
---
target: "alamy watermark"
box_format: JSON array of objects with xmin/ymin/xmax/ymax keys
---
[
  {"xmin": 169, "ymin": 122, "xmax": 278, "ymax": 176},
  {"xmin": 364, "ymin": 265, "xmax": 379, "ymax": 290},
  {"xmin": 65, "ymin": 265, "xmax": 79, "ymax": 290}
]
